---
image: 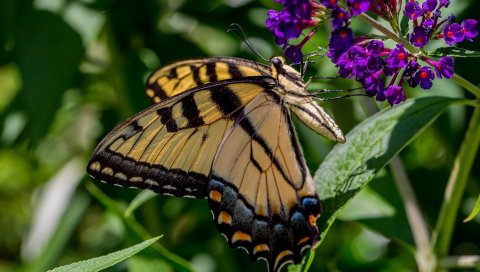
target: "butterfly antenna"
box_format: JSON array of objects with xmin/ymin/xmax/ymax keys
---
[
  {"xmin": 301, "ymin": 34, "xmax": 328, "ymax": 71},
  {"xmin": 309, "ymin": 86, "xmax": 365, "ymax": 96},
  {"xmin": 228, "ymin": 23, "xmax": 269, "ymax": 62},
  {"xmin": 300, "ymin": 50, "xmax": 326, "ymax": 76},
  {"xmin": 316, "ymin": 93, "xmax": 370, "ymax": 101},
  {"xmin": 309, "ymin": 75, "xmax": 340, "ymax": 80}
]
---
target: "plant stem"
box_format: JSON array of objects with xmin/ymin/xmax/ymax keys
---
[
  {"xmin": 389, "ymin": 157, "xmax": 435, "ymax": 272},
  {"xmin": 432, "ymin": 106, "xmax": 480, "ymax": 259},
  {"xmin": 358, "ymin": 13, "xmax": 421, "ymax": 54},
  {"xmin": 452, "ymin": 74, "xmax": 480, "ymax": 98},
  {"xmin": 439, "ymin": 255, "xmax": 480, "ymax": 269},
  {"xmin": 362, "ymin": 98, "xmax": 435, "ymax": 271}
]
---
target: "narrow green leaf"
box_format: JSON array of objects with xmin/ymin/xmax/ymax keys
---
[
  {"xmin": 314, "ymin": 96, "xmax": 463, "ymax": 244},
  {"xmin": 400, "ymin": 15, "xmax": 410, "ymax": 37},
  {"xmin": 464, "ymin": 193, "xmax": 480, "ymax": 222},
  {"xmin": 426, "ymin": 47, "xmax": 480, "ymax": 58},
  {"xmin": 125, "ymin": 190, "xmax": 157, "ymax": 218},
  {"xmin": 47, "ymin": 236, "xmax": 162, "ymax": 272}
]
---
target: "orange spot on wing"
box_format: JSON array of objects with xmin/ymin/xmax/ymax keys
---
[
  {"xmin": 232, "ymin": 231, "xmax": 252, "ymax": 243},
  {"xmin": 217, "ymin": 211, "xmax": 232, "ymax": 225},
  {"xmin": 209, "ymin": 190, "xmax": 222, "ymax": 202},
  {"xmin": 297, "ymin": 236, "xmax": 310, "ymax": 246},
  {"xmin": 308, "ymin": 215, "xmax": 317, "ymax": 227},
  {"xmin": 253, "ymin": 243, "xmax": 270, "ymax": 255}
]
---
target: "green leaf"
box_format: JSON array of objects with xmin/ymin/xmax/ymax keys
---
[
  {"xmin": 464, "ymin": 193, "xmax": 480, "ymax": 222},
  {"xmin": 287, "ymin": 249, "xmax": 315, "ymax": 272},
  {"xmin": 400, "ymin": 15, "xmax": 410, "ymax": 37},
  {"xmin": 426, "ymin": 47, "xmax": 480, "ymax": 58},
  {"xmin": 47, "ymin": 236, "xmax": 162, "ymax": 272},
  {"xmin": 125, "ymin": 190, "xmax": 157, "ymax": 218},
  {"xmin": 342, "ymin": 173, "xmax": 415, "ymax": 248},
  {"xmin": 314, "ymin": 96, "xmax": 463, "ymax": 245},
  {"xmin": 13, "ymin": 8, "xmax": 84, "ymax": 144}
]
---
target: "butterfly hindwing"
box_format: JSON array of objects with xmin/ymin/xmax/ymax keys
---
[
  {"xmin": 208, "ymin": 91, "xmax": 321, "ymax": 272},
  {"xmin": 146, "ymin": 57, "xmax": 270, "ymax": 104},
  {"xmin": 88, "ymin": 77, "xmax": 275, "ymax": 198}
]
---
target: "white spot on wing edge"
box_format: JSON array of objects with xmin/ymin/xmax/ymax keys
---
[
  {"xmin": 145, "ymin": 179, "xmax": 158, "ymax": 186},
  {"xmin": 162, "ymin": 184, "xmax": 177, "ymax": 190},
  {"xmin": 101, "ymin": 167, "xmax": 114, "ymax": 175},
  {"xmin": 114, "ymin": 172, "xmax": 127, "ymax": 180},
  {"xmin": 130, "ymin": 176, "xmax": 143, "ymax": 182},
  {"xmin": 89, "ymin": 161, "xmax": 101, "ymax": 171}
]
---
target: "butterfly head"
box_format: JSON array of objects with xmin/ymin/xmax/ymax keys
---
[
  {"xmin": 270, "ymin": 56, "xmax": 305, "ymax": 96},
  {"xmin": 270, "ymin": 56, "xmax": 284, "ymax": 69}
]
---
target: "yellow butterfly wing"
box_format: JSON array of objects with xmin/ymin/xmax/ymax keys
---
[
  {"xmin": 209, "ymin": 91, "xmax": 320, "ymax": 272},
  {"xmin": 89, "ymin": 56, "xmax": 345, "ymax": 272},
  {"xmin": 145, "ymin": 57, "xmax": 270, "ymax": 103},
  {"xmin": 88, "ymin": 77, "xmax": 273, "ymax": 197}
]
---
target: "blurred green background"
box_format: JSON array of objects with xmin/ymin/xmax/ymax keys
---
[{"xmin": 0, "ymin": 0, "xmax": 479, "ymax": 271}]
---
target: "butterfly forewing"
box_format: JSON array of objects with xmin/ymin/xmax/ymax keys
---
[
  {"xmin": 88, "ymin": 77, "xmax": 274, "ymax": 197},
  {"xmin": 146, "ymin": 57, "xmax": 270, "ymax": 104}
]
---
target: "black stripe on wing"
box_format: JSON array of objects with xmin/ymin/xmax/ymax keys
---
[{"xmin": 181, "ymin": 93, "xmax": 205, "ymax": 127}]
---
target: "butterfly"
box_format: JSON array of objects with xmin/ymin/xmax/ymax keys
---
[{"xmin": 87, "ymin": 56, "xmax": 345, "ymax": 271}]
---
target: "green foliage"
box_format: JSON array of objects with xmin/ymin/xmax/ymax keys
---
[
  {"xmin": 48, "ymin": 236, "xmax": 161, "ymax": 272},
  {"xmin": 464, "ymin": 194, "xmax": 480, "ymax": 222},
  {"xmin": 315, "ymin": 97, "xmax": 464, "ymax": 244},
  {"xmin": 0, "ymin": 0, "xmax": 479, "ymax": 272},
  {"xmin": 426, "ymin": 47, "xmax": 480, "ymax": 58}
]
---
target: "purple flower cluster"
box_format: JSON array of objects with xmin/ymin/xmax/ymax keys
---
[
  {"xmin": 326, "ymin": 0, "xmax": 474, "ymax": 105},
  {"xmin": 266, "ymin": 0, "xmax": 319, "ymax": 62},
  {"xmin": 403, "ymin": 0, "xmax": 478, "ymax": 48},
  {"xmin": 322, "ymin": 0, "xmax": 370, "ymax": 28},
  {"xmin": 333, "ymin": 40, "xmax": 455, "ymax": 105},
  {"xmin": 443, "ymin": 19, "xmax": 478, "ymax": 46},
  {"xmin": 266, "ymin": 0, "xmax": 479, "ymax": 105}
]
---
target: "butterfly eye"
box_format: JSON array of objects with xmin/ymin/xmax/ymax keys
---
[{"xmin": 271, "ymin": 57, "xmax": 283, "ymax": 68}]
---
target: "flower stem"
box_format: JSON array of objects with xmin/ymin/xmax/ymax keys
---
[
  {"xmin": 358, "ymin": 13, "xmax": 421, "ymax": 54},
  {"xmin": 361, "ymin": 97, "xmax": 435, "ymax": 271},
  {"xmin": 389, "ymin": 157, "xmax": 435, "ymax": 271},
  {"xmin": 452, "ymin": 73, "xmax": 480, "ymax": 98},
  {"xmin": 439, "ymin": 255, "xmax": 480, "ymax": 269},
  {"xmin": 432, "ymin": 105, "xmax": 480, "ymax": 260}
]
